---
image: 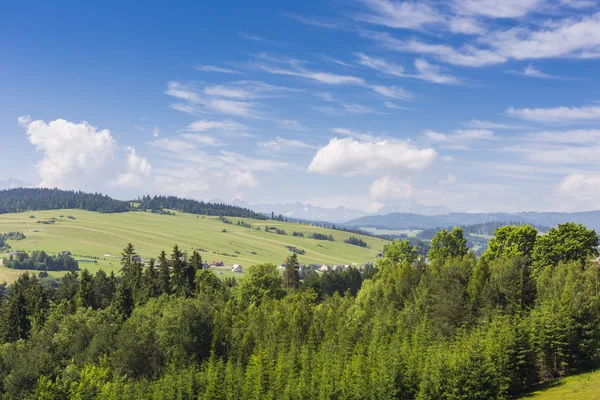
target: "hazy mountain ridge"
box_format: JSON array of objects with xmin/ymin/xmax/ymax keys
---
[
  {"xmin": 0, "ymin": 178, "xmax": 31, "ymax": 190},
  {"xmin": 342, "ymin": 211, "xmax": 600, "ymax": 232},
  {"xmin": 232, "ymin": 200, "xmax": 452, "ymax": 223}
]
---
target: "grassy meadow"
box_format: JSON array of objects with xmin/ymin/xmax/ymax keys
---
[
  {"xmin": 0, "ymin": 209, "xmax": 387, "ymax": 282},
  {"xmin": 521, "ymin": 370, "xmax": 600, "ymax": 399}
]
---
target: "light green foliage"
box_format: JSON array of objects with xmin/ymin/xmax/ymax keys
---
[
  {"xmin": 483, "ymin": 225, "xmax": 539, "ymax": 262},
  {"xmin": 428, "ymin": 227, "xmax": 469, "ymax": 263},
  {"xmin": 532, "ymin": 223, "xmax": 599, "ymax": 271}
]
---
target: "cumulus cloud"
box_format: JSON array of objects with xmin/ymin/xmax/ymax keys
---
[
  {"xmin": 370, "ymin": 176, "xmax": 413, "ymax": 201},
  {"xmin": 116, "ymin": 147, "xmax": 152, "ymax": 187},
  {"xmin": 19, "ymin": 116, "xmax": 117, "ymax": 189},
  {"xmin": 506, "ymin": 105, "xmax": 600, "ymax": 123},
  {"xmin": 308, "ymin": 137, "xmax": 437, "ymax": 175},
  {"xmin": 555, "ymin": 173, "xmax": 600, "ymax": 204}
]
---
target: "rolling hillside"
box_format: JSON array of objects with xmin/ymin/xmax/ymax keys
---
[{"xmin": 0, "ymin": 209, "xmax": 387, "ymax": 283}]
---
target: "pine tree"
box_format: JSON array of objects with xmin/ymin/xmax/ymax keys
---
[
  {"xmin": 76, "ymin": 269, "xmax": 95, "ymax": 309},
  {"xmin": 143, "ymin": 258, "xmax": 160, "ymax": 300},
  {"xmin": 282, "ymin": 253, "xmax": 300, "ymax": 290},
  {"xmin": 114, "ymin": 283, "xmax": 134, "ymax": 320},
  {"xmin": 170, "ymin": 245, "xmax": 186, "ymax": 296},
  {"xmin": 157, "ymin": 250, "xmax": 171, "ymax": 295}
]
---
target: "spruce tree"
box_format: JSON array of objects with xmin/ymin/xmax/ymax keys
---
[
  {"xmin": 282, "ymin": 253, "xmax": 300, "ymax": 290},
  {"xmin": 157, "ymin": 250, "xmax": 171, "ymax": 295}
]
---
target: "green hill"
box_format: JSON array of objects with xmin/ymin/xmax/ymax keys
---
[
  {"xmin": 0, "ymin": 209, "xmax": 387, "ymax": 282},
  {"xmin": 521, "ymin": 370, "xmax": 600, "ymax": 399}
]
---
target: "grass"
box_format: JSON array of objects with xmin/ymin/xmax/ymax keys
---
[
  {"xmin": 0, "ymin": 209, "xmax": 388, "ymax": 283},
  {"xmin": 520, "ymin": 370, "xmax": 600, "ymax": 399}
]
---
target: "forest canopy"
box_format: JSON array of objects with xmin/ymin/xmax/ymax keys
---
[{"xmin": 0, "ymin": 222, "xmax": 598, "ymax": 399}]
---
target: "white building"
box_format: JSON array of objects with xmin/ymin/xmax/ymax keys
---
[{"xmin": 232, "ymin": 264, "xmax": 243, "ymax": 273}]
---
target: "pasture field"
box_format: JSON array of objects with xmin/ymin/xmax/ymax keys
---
[
  {"xmin": 521, "ymin": 370, "xmax": 600, "ymax": 399},
  {"xmin": 0, "ymin": 209, "xmax": 387, "ymax": 282}
]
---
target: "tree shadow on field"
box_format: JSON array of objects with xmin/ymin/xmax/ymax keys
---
[{"xmin": 518, "ymin": 379, "xmax": 564, "ymax": 398}]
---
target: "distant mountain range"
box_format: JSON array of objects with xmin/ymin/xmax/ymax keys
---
[
  {"xmin": 0, "ymin": 178, "xmax": 31, "ymax": 190},
  {"xmin": 231, "ymin": 200, "xmax": 452, "ymax": 223},
  {"xmin": 342, "ymin": 211, "xmax": 600, "ymax": 232}
]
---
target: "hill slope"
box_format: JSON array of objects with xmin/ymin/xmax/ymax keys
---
[
  {"xmin": 521, "ymin": 370, "xmax": 600, "ymax": 399},
  {"xmin": 0, "ymin": 209, "xmax": 387, "ymax": 282}
]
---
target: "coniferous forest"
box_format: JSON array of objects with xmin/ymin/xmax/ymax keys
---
[
  {"xmin": 0, "ymin": 189, "xmax": 266, "ymax": 219},
  {"xmin": 0, "ymin": 223, "xmax": 598, "ymax": 399}
]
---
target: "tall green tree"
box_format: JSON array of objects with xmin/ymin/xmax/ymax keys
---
[
  {"xmin": 483, "ymin": 224, "xmax": 538, "ymax": 263},
  {"xmin": 532, "ymin": 222, "xmax": 599, "ymax": 271},
  {"xmin": 428, "ymin": 227, "xmax": 469, "ymax": 263},
  {"xmin": 282, "ymin": 253, "xmax": 300, "ymax": 290},
  {"xmin": 157, "ymin": 250, "xmax": 171, "ymax": 295}
]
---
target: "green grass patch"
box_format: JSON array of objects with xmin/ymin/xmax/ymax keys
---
[{"xmin": 520, "ymin": 370, "xmax": 600, "ymax": 399}]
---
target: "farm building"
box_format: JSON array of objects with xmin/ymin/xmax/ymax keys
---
[
  {"xmin": 60, "ymin": 251, "xmax": 72, "ymax": 256},
  {"xmin": 132, "ymin": 255, "xmax": 142, "ymax": 263},
  {"xmin": 232, "ymin": 264, "xmax": 243, "ymax": 273},
  {"xmin": 319, "ymin": 265, "xmax": 330, "ymax": 272},
  {"xmin": 211, "ymin": 260, "xmax": 224, "ymax": 266}
]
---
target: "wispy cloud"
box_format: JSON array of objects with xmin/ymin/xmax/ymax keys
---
[
  {"xmin": 258, "ymin": 137, "xmax": 316, "ymax": 151},
  {"xmin": 506, "ymin": 65, "xmax": 561, "ymax": 79},
  {"xmin": 507, "ymin": 105, "xmax": 600, "ymax": 123},
  {"xmin": 195, "ymin": 65, "xmax": 241, "ymax": 74},
  {"xmin": 240, "ymin": 32, "xmax": 282, "ymax": 45},
  {"xmin": 465, "ymin": 119, "xmax": 525, "ymax": 129},
  {"xmin": 355, "ymin": 0, "xmax": 444, "ymax": 30},
  {"xmin": 281, "ymin": 12, "xmax": 342, "ymax": 29},
  {"xmin": 254, "ymin": 52, "xmax": 412, "ymax": 99}
]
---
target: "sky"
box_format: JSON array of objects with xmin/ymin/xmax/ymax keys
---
[{"xmin": 2, "ymin": 0, "xmax": 600, "ymax": 213}]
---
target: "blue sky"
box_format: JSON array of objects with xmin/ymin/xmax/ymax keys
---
[{"xmin": 2, "ymin": 0, "xmax": 600, "ymax": 213}]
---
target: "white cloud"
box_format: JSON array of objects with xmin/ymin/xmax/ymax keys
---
[
  {"xmin": 465, "ymin": 119, "xmax": 524, "ymax": 129},
  {"xmin": 425, "ymin": 128, "xmax": 494, "ymax": 142},
  {"xmin": 506, "ymin": 65, "xmax": 559, "ymax": 78},
  {"xmin": 555, "ymin": 173, "xmax": 600, "ymax": 204},
  {"xmin": 229, "ymin": 170, "xmax": 258, "ymax": 188},
  {"xmin": 256, "ymin": 54, "xmax": 411, "ymax": 99},
  {"xmin": 370, "ymin": 85, "xmax": 412, "ymax": 100},
  {"xmin": 153, "ymin": 127, "xmax": 160, "ymax": 138},
  {"xmin": 165, "ymin": 81, "xmax": 261, "ymax": 118},
  {"xmin": 453, "ymin": 0, "xmax": 541, "ymax": 18},
  {"xmin": 507, "ymin": 105, "xmax": 600, "ymax": 122},
  {"xmin": 413, "ymin": 59, "xmax": 460, "ymax": 84},
  {"xmin": 448, "ymin": 17, "xmax": 485, "ymax": 34},
  {"xmin": 384, "ymin": 101, "xmax": 411, "ymax": 110},
  {"xmin": 356, "ymin": 0, "xmax": 444, "ymax": 30},
  {"xmin": 195, "ymin": 65, "xmax": 240, "ymax": 74},
  {"xmin": 424, "ymin": 130, "xmax": 450, "ymax": 142},
  {"xmin": 277, "ymin": 119, "xmax": 307, "ymax": 131},
  {"xmin": 185, "ymin": 119, "xmax": 248, "ymax": 132},
  {"xmin": 356, "ymin": 53, "xmax": 404, "ymax": 76},
  {"xmin": 370, "ymin": 176, "xmax": 413, "ymax": 201},
  {"xmin": 524, "ymin": 129, "xmax": 600, "ymax": 144},
  {"xmin": 364, "ymin": 13, "xmax": 600, "ymax": 67},
  {"xmin": 439, "ymin": 172, "xmax": 457, "ymax": 185},
  {"xmin": 308, "ymin": 137, "xmax": 437, "ymax": 175},
  {"xmin": 180, "ymin": 134, "xmax": 221, "ymax": 146},
  {"xmin": 116, "ymin": 147, "xmax": 152, "ymax": 187},
  {"xmin": 135, "ymin": 125, "xmax": 145, "ymax": 132},
  {"xmin": 258, "ymin": 137, "xmax": 316, "ymax": 151},
  {"xmin": 19, "ymin": 117, "xmax": 117, "ymax": 188}
]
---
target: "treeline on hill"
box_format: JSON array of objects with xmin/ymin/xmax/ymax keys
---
[
  {"xmin": 3, "ymin": 251, "xmax": 79, "ymax": 271},
  {"xmin": 136, "ymin": 195, "xmax": 266, "ymax": 219},
  {"xmin": 0, "ymin": 188, "xmax": 130, "ymax": 214},
  {"xmin": 0, "ymin": 223, "xmax": 599, "ymax": 399},
  {"xmin": 0, "ymin": 189, "xmax": 268, "ymax": 219}
]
